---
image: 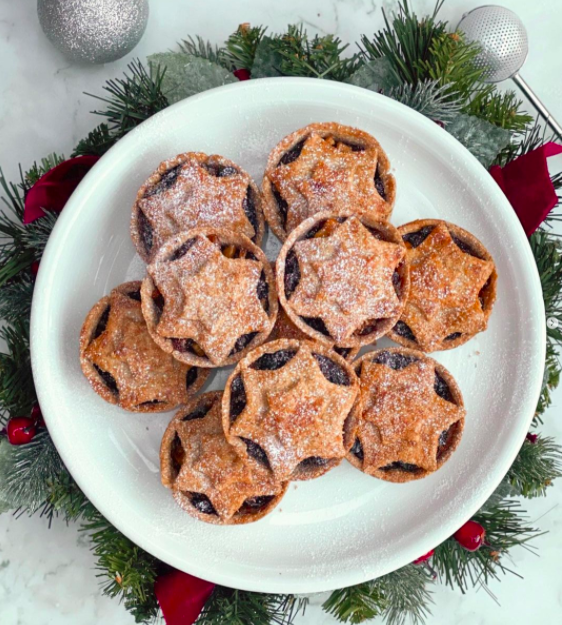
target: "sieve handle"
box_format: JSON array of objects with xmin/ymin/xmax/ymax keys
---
[{"xmin": 512, "ymin": 73, "xmax": 562, "ymax": 139}]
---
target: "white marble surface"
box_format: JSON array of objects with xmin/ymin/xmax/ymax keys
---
[{"xmin": 1, "ymin": 1, "xmax": 561, "ymax": 623}]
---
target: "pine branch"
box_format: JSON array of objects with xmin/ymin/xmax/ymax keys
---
[
  {"xmin": 507, "ymin": 436, "xmax": 562, "ymax": 497},
  {"xmin": 24, "ymin": 154, "xmax": 65, "ymax": 187},
  {"xmin": 433, "ymin": 497, "xmax": 540, "ymax": 592},
  {"xmin": 323, "ymin": 582, "xmax": 387, "ymax": 623},
  {"xmin": 466, "ymin": 90, "xmax": 532, "ymax": 132},
  {"xmin": 19, "ymin": 211, "xmax": 58, "ymax": 256},
  {"xmin": 263, "ymin": 25, "xmax": 361, "ymax": 81},
  {"xmin": 386, "ymin": 80, "xmax": 461, "ymax": 122},
  {"xmin": 0, "ymin": 321, "xmax": 35, "ymax": 424},
  {"xmin": 86, "ymin": 60, "xmax": 169, "ymax": 140},
  {"xmin": 359, "ymin": 1, "xmax": 448, "ymax": 86},
  {"xmin": 0, "ymin": 429, "xmax": 64, "ymax": 516},
  {"xmin": 531, "ymin": 230, "xmax": 562, "ymax": 346},
  {"xmin": 72, "ymin": 123, "xmax": 116, "ymax": 157},
  {"xmin": 199, "ymin": 589, "xmax": 306, "ymax": 625},
  {"xmin": 0, "ymin": 275, "xmax": 34, "ymax": 325},
  {"xmin": 178, "ymin": 34, "xmax": 226, "ymax": 67},
  {"xmin": 80, "ymin": 511, "xmax": 161, "ymax": 624},
  {"xmin": 222, "ymin": 23, "xmax": 267, "ymax": 70}
]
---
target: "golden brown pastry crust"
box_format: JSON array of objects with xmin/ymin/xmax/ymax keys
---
[
  {"xmin": 348, "ymin": 347, "xmax": 465, "ymax": 483},
  {"xmin": 141, "ymin": 228, "xmax": 278, "ymax": 368},
  {"xmin": 276, "ymin": 212, "xmax": 409, "ymax": 349},
  {"xmin": 80, "ymin": 281, "xmax": 207, "ymax": 412},
  {"xmin": 389, "ymin": 219, "xmax": 497, "ymax": 352},
  {"xmin": 131, "ymin": 152, "xmax": 264, "ymax": 262},
  {"xmin": 222, "ymin": 339, "xmax": 361, "ymax": 482},
  {"xmin": 161, "ymin": 392, "xmax": 287, "ymax": 525},
  {"xmin": 262, "ymin": 122, "xmax": 396, "ymax": 241}
]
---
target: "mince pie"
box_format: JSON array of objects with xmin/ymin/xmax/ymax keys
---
[
  {"xmin": 222, "ymin": 339, "xmax": 360, "ymax": 482},
  {"xmin": 276, "ymin": 212, "xmax": 409, "ymax": 349},
  {"xmin": 161, "ymin": 392, "xmax": 287, "ymax": 525},
  {"xmin": 131, "ymin": 152, "xmax": 264, "ymax": 262},
  {"xmin": 262, "ymin": 122, "xmax": 396, "ymax": 241},
  {"xmin": 348, "ymin": 347, "xmax": 465, "ymax": 482},
  {"xmin": 389, "ymin": 220, "xmax": 497, "ymax": 352},
  {"xmin": 141, "ymin": 228, "xmax": 278, "ymax": 367},
  {"xmin": 80, "ymin": 281, "xmax": 207, "ymax": 411}
]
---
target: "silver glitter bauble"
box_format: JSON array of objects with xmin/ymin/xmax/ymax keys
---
[{"xmin": 37, "ymin": 0, "xmax": 149, "ymax": 64}]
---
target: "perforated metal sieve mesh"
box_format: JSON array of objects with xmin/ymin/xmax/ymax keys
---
[{"xmin": 458, "ymin": 5, "xmax": 528, "ymax": 83}]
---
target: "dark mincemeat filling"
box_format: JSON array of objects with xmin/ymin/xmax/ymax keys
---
[
  {"xmin": 451, "ymin": 234, "xmax": 482, "ymax": 258},
  {"xmin": 138, "ymin": 210, "xmax": 154, "ymax": 256},
  {"xmin": 434, "ymin": 371, "xmax": 455, "ymax": 403},
  {"xmin": 171, "ymin": 432, "xmax": 185, "ymax": 476},
  {"xmin": 312, "ymin": 352, "xmax": 350, "ymax": 385},
  {"xmin": 371, "ymin": 350, "xmax": 419, "ymax": 371},
  {"xmin": 127, "ymin": 289, "xmax": 141, "ymax": 302},
  {"xmin": 229, "ymin": 332, "xmax": 259, "ymax": 356},
  {"xmin": 444, "ymin": 332, "xmax": 462, "ymax": 342},
  {"xmin": 182, "ymin": 399, "xmax": 214, "ymax": 421},
  {"xmin": 478, "ymin": 276, "xmax": 493, "ymax": 309},
  {"xmin": 93, "ymin": 306, "xmax": 110, "ymax": 340},
  {"xmin": 334, "ymin": 346, "xmax": 351, "ymax": 359},
  {"xmin": 393, "ymin": 320, "xmax": 417, "ymax": 343},
  {"xmin": 402, "ymin": 226, "xmax": 435, "ymax": 249},
  {"xmin": 301, "ymin": 316, "xmax": 331, "ymax": 337},
  {"xmin": 251, "ymin": 349, "xmax": 297, "ymax": 371},
  {"xmin": 237, "ymin": 495, "xmax": 275, "ymax": 515},
  {"xmin": 229, "ymin": 375, "xmax": 247, "ymax": 422},
  {"xmin": 437, "ymin": 425, "xmax": 454, "ymax": 460},
  {"xmin": 284, "ymin": 250, "xmax": 301, "ymax": 298},
  {"xmin": 185, "ymin": 367, "xmax": 198, "ymax": 389},
  {"xmin": 171, "ymin": 338, "xmax": 204, "ymax": 358},
  {"xmin": 188, "ymin": 492, "xmax": 217, "ymax": 516},
  {"xmin": 144, "ymin": 164, "xmax": 182, "ymax": 198},
  {"xmin": 243, "ymin": 186, "xmax": 259, "ymax": 239},
  {"xmin": 351, "ymin": 438, "xmax": 364, "ymax": 461},
  {"xmin": 272, "ymin": 185, "xmax": 289, "ymax": 229},
  {"xmin": 93, "ymin": 364, "xmax": 118, "ymax": 396},
  {"xmin": 379, "ymin": 461, "xmax": 422, "ymax": 474},
  {"xmin": 168, "ymin": 238, "xmax": 197, "ymax": 262},
  {"xmin": 298, "ymin": 456, "xmax": 328, "ymax": 470},
  {"xmin": 374, "ymin": 166, "xmax": 386, "ymax": 200},
  {"xmin": 241, "ymin": 437, "xmax": 270, "ymax": 469},
  {"xmin": 203, "ymin": 162, "xmax": 238, "ymax": 177},
  {"xmin": 278, "ymin": 138, "xmax": 307, "ymax": 166},
  {"xmin": 355, "ymin": 318, "xmax": 386, "ymax": 337},
  {"xmin": 256, "ymin": 270, "xmax": 270, "ymax": 312}
]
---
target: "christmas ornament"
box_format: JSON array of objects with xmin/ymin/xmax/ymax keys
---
[
  {"xmin": 458, "ymin": 6, "xmax": 562, "ymax": 138},
  {"xmin": 7, "ymin": 417, "xmax": 37, "ymax": 445},
  {"xmin": 31, "ymin": 405, "xmax": 44, "ymax": 427},
  {"xmin": 154, "ymin": 569, "xmax": 215, "ymax": 625},
  {"xmin": 24, "ymin": 155, "xmax": 100, "ymax": 224},
  {"xmin": 489, "ymin": 142, "xmax": 562, "ymax": 236},
  {"xmin": 526, "ymin": 432, "xmax": 538, "ymax": 444},
  {"xmin": 454, "ymin": 520, "xmax": 486, "ymax": 551},
  {"xmin": 37, "ymin": 0, "xmax": 149, "ymax": 65},
  {"xmin": 31, "ymin": 261, "xmax": 40, "ymax": 277},
  {"xmin": 413, "ymin": 549, "xmax": 434, "ymax": 565}
]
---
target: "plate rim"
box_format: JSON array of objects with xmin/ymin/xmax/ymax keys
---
[{"xmin": 30, "ymin": 76, "xmax": 546, "ymax": 593}]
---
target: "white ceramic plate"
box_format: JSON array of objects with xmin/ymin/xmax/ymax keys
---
[{"xmin": 31, "ymin": 78, "xmax": 545, "ymax": 594}]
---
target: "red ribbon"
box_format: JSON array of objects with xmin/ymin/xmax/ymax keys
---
[
  {"xmin": 23, "ymin": 155, "xmax": 99, "ymax": 224},
  {"xmin": 489, "ymin": 142, "xmax": 562, "ymax": 236},
  {"xmin": 154, "ymin": 570, "xmax": 215, "ymax": 625}
]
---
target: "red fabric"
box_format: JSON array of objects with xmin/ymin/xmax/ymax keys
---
[
  {"xmin": 233, "ymin": 68, "xmax": 251, "ymax": 81},
  {"xmin": 154, "ymin": 570, "xmax": 215, "ymax": 625},
  {"xmin": 23, "ymin": 155, "xmax": 100, "ymax": 224},
  {"xmin": 489, "ymin": 142, "xmax": 562, "ymax": 236}
]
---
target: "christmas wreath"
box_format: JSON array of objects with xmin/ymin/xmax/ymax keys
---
[{"xmin": 1, "ymin": 3, "xmax": 561, "ymax": 624}]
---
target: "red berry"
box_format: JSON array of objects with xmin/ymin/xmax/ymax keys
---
[
  {"xmin": 526, "ymin": 432, "xmax": 538, "ymax": 444},
  {"xmin": 31, "ymin": 261, "xmax": 40, "ymax": 277},
  {"xmin": 413, "ymin": 549, "xmax": 434, "ymax": 565},
  {"xmin": 233, "ymin": 68, "xmax": 251, "ymax": 81},
  {"xmin": 7, "ymin": 417, "xmax": 36, "ymax": 445},
  {"xmin": 454, "ymin": 520, "xmax": 486, "ymax": 551}
]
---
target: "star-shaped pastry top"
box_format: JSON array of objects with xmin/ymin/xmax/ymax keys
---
[
  {"xmin": 85, "ymin": 289, "xmax": 190, "ymax": 409},
  {"xmin": 268, "ymin": 133, "xmax": 385, "ymax": 232},
  {"xmin": 229, "ymin": 342, "xmax": 358, "ymax": 481},
  {"xmin": 138, "ymin": 156, "xmax": 255, "ymax": 253},
  {"xmin": 149, "ymin": 235, "xmax": 270, "ymax": 365},
  {"xmin": 401, "ymin": 223, "xmax": 495, "ymax": 351},
  {"xmin": 173, "ymin": 397, "xmax": 282, "ymax": 520},
  {"xmin": 287, "ymin": 216, "xmax": 405, "ymax": 343},
  {"xmin": 358, "ymin": 358, "xmax": 465, "ymax": 473}
]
